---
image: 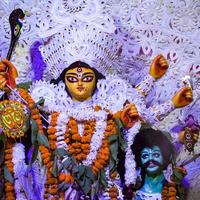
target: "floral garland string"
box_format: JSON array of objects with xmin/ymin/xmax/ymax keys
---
[
  {"xmin": 49, "ymin": 106, "xmax": 118, "ymax": 197},
  {"xmin": 4, "ymin": 140, "xmax": 15, "ymax": 200},
  {"xmin": 18, "ymin": 88, "xmax": 56, "ymax": 199},
  {"xmin": 108, "ymin": 185, "xmax": 118, "ymax": 200},
  {"xmin": 67, "ymin": 118, "xmax": 96, "ymax": 162},
  {"xmin": 91, "ymin": 118, "xmax": 116, "ymax": 176}
]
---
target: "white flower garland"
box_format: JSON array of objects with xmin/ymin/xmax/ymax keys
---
[
  {"xmin": 56, "ymin": 113, "xmax": 69, "ymax": 149},
  {"xmin": 65, "ymin": 106, "xmax": 107, "ymax": 121},
  {"xmin": 125, "ymin": 121, "xmax": 141, "ymax": 186},
  {"xmin": 12, "ymin": 143, "xmax": 27, "ymax": 200},
  {"xmin": 82, "ymin": 114, "xmax": 107, "ymax": 166}
]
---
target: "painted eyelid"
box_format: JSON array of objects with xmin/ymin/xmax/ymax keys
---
[
  {"xmin": 82, "ymin": 75, "xmax": 94, "ymax": 78},
  {"xmin": 66, "ymin": 77, "xmax": 78, "ymax": 81},
  {"xmin": 82, "ymin": 76, "xmax": 94, "ymax": 81},
  {"xmin": 141, "ymin": 154, "xmax": 149, "ymax": 158},
  {"xmin": 153, "ymin": 153, "xmax": 160, "ymax": 157}
]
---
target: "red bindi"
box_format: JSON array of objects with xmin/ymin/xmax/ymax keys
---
[{"xmin": 77, "ymin": 67, "xmax": 82, "ymax": 73}]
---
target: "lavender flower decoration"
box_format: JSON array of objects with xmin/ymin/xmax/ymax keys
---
[
  {"xmin": 184, "ymin": 115, "xmax": 200, "ymax": 132},
  {"xmin": 30, "ymin": 41, "xmax": 47, "ymax": 81},
  {"xmin": 171, "ymin": 115, "xmax": 200, "ymax": 133}
]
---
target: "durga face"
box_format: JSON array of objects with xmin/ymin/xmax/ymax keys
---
[{"xmin": 65, "ymin": 66, "xmax": 96, "ymax": 102}]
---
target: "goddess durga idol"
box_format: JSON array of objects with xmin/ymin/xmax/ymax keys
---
[{"xmin": 0, "ymin": 50, "xmax": 193, "ymax": 199}]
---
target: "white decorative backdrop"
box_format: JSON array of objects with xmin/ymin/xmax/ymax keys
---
[{"xmin": 0, "ymin": 0, "xmax": 200, "ymax": 199}]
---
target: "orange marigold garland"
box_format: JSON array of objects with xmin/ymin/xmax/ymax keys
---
[
  {"xmin": 59, "ymin": 173, "xmax": 74, "ymax": 184},
  {"xmin": 46, "ymin": 112, "xmax": 61, "ymax": 198},
  {"xmin": 4, "ymin": 140, "xmax": 15, "ymax": 200},
  {"xmin": 108, "ymin": 185, "xmax": 118, "ymax": 200},
  {"xmin": 66, "ymin": 118, "xmax": 96, "ymax": 162},
  {"xmin": 91, "ymin": 118, "xmax": 116, "ymax": 175},
  {"xmin": 162, "ymin": 166, "xmax": 187, "ymax": 200},
  {"xmin": 162, "ymin": 181, "xmax": 177, "ymax": 200},
  {"xmin": 47, "ymin": 112, "xmax": 59, "ymax": 151}
]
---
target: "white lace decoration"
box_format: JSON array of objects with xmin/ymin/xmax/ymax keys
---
[
  {"xmin": 152, "ymin": 100, "xmax": 175, "ymax": 122},
  {"xmin": 36, "ymin": 0, "xmax": 115, "ymax": 38},
  {"xmin": 136, "ymin": 74, "xmax": 156, "ymax": 96},
  {"xmin": 125, "ymin": 121, "xmax": 141, "ymax": 185}
]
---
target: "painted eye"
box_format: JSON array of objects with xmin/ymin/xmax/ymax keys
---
[
  {"xmin": 141, "ymin": 154, "xmax": 149, "ymax": 159},
  {"xmin": 66, "ymin": 76, "xmax": 78, "ymax": 83},
  {"xmin": 82, "ymin": 76, "xmax": 94, "ymax": 82},
  {"xmin": 153, "ymin": 153, "xmax": 160, "ymax": 158}
]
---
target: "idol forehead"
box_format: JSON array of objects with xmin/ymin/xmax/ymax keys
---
[{"xmin": 65, "ymin": 67, "xmax": 95, "ymax": 76}]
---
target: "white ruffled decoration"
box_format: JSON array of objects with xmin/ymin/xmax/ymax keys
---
[
  {"xmin": 136, "ymin": 74, "xmax": 156, "ymax": 96},
  {"xmin": 152, "ymin": 100, "xmax": 175, "ymax": 122},
  {"xmin": 125, "ymin": 121, "xmax": 141, "ymax": 186}
]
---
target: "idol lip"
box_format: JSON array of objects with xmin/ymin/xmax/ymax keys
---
[
  {"xmin": 77, "ymin": 87, "xmax": 84, "ymax": 92},
  {"xmin": 148, "ymin": 162, "xmax": 156, "ymax": 168}
]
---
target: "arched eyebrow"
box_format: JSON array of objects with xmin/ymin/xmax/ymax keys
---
[
  {"xmin": 141, "ymin": 150, "xmax": 149, "ymax": 154},
  {"xmin": 65, "ymin": 73, "xmax": 78, "ymax": 77},
  {"xmin": 66, "ymin": 72, "xmax": 94, "ymax": 77},
  {"xmin": 152, "ymin": 150, "xmax": 161, "ymax": 153},
  {"xmin": 82, "ymin": 72, "xmax": 95, "ymax": 77}
]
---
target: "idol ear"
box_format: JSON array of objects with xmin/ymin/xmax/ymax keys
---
[{"xmin": 163, "ymin": 163, "xmax": 173, "ymax": 183}]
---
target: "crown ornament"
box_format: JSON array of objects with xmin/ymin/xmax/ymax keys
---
[{"xmin": 40, "ymin": 25, "xmax": 122, "ymax": 80}]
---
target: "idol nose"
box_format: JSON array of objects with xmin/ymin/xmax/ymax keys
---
[
  {"xmin": 149, "ymin": 154, "xmax": 153, "ymax": 160},
  {"xmin": 78, "ymin": 79, "xmax": 83, "ymax": 86}
]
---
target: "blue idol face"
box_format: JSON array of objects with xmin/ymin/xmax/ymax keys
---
[{"xmin": 140, "ymin": 146, "xmax": 163, "ymax": 174}]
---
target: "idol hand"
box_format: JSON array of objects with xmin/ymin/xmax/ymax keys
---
[
  {"xmin": 0, "ymin": 58, "xmax": 18, "ymax": 91},
  {"xmin": 179, "ymin": 129, "xmax": 199, "ymax": 143},
  {"xmin": 149, "ymin": 54, "xmax": 169, "ymax": 79},
  {"xmin": 120, "ymin": 103, "xmax": 140, "ymax": 128},
  {"xmin": 172, "ymin": 87, "xmax": 193, "ymax": 108}
]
